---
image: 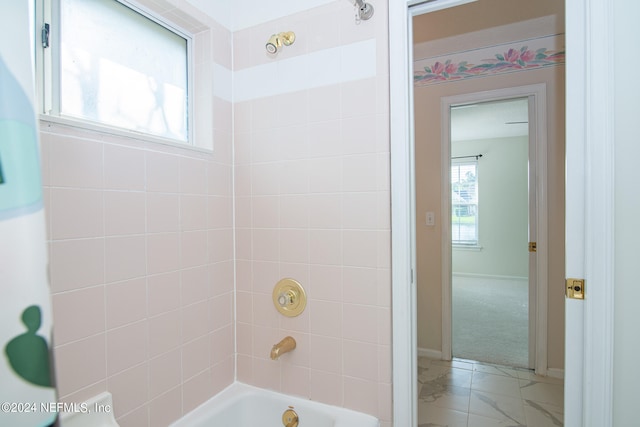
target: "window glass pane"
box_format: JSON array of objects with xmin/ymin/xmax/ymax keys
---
[
  {"xmin": 451, "ymin": 162, "xmax": 478, "ymax": 245},
  {"xmin": 60, "ymin": 0, "xmax": 188, "ymax": 141}
]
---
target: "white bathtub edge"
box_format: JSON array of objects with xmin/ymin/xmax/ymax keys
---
[{"xmin": 169, "ymin": 381, "xmax": 379, "ymax": 427}]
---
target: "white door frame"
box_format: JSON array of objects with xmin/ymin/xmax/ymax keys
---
[
  {"xmin": 439, "ymin": 85, "xmax": 548, "ymax": 375},
  {"xmin": 389, "ymin": 0, "xmax": 615, "ymax": 426}
]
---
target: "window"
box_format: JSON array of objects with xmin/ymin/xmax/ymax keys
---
[
  {"xmin": 451, "ymin": 160, "xmax": 478, "ymax": 246},
  {"xmin": 37, "ymin": 0, "xmax": 192, "ymax": 143}
]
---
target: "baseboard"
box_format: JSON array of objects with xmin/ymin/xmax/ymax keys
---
[
  {"xmin": 417, "ymin": 347, "xmax": 442, "ymax": 360},
  {"xmin": 546, "ymin": 368, "xmax": 564, "ymax": 379},
  {"xmin": 452, "ymin": 272, "xmax": 528, "ymax": 282}
]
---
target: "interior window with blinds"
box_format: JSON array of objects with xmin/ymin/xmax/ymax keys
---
[{"xmin": 451, "ymin": 160, "xmax": 479, "ymax": 246}]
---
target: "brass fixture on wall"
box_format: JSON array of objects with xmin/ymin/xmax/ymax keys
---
[
  {"xmin": 270, "ymin": 336, "xmax": 296, "ymax": 360},
  {"xmin": 273, "ymin": 278, "xmax": 307, "ymax": 317},
  {"xmin": 266, "ymin": 31, "xmax": 296, "ymax": 54}
]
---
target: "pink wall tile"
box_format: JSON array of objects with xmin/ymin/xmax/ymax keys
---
[
  {"xmin": 105, "ymin": 236, "xmax": 146, "ymax": 282},
  {"xmin": 182, "ymin": 335, "xmax": 211, "ymax": 380},
  {"xmin": 104, "ymin": 191, "xmax": 146, "ymax": 236},
  {"xmin": 147, "ymin": 232, "xmax": 180, "ymax": 275},
  {"xmin": 343, "ymin": 230, "xmax": 378, "ymax": 268},
  {"xmin": 310, "ymin": 300, "xmax": 342, "ymax": 338},
  {"xmin": 211, "ymin": 324, "xmax": 233, "ymax": 365},
  {"xmin": 342, "ymin": 266, "xmax": 378, "ymax": 305},
  {"xmin": 252, "ymin": 292, "xmax": 279, "ymax": 329},
  {"xmin": 252, "ymin": 357, "xmax": 281, "ymax": 391},
  {"xmin": 108, "ymin": 363, "xmax": 148, "ymax": 416},
  {"xmin": 343, "ymin": 340, "xmax": 378, "ymax": 381},
  {"xmin": 50, "ymin": 188, "xmax": 103, "ymax": 239},
  {"xmin": 208, "ymin": 228, "xmax": 234, "ymax": 263},
  {"xmin": 309, "ymin": 265, "xmax": 343, "ymax": 302},
  {"xmin": 252, "ymin": 196, "xmax": 279, "ymax": 228},
  {"xmin": 50, "ymin": 238, "xmax": 104, "ymax": 292},
  {"xmin": 236, "ymin": 354, "xmax": 253, "ymax": 383},
  {"xmin": 310, "ymin": 335, "xmax": 342, "ymax": 374},
  {"xmin": 106, "ymin": 320, "xmax": 148, "ymax": 376},
  {"xmin": 210, "ymin": 292, "xmax": 233, "ymax": 328},
  {"xmin": 148, "ymin": 349, "xmax": 181, "ymax": 399},
  {"xmin": 115, "ymin": 404, "xmax": 148, "ymax": 427},
  {"xmin": 309, "ymin": 229, "xmax": 342, "ymax": 266},
  {"xmin": 343, "ymin": 377, "xmax": 379, "ymax": 417},
  {"xmin": 279, "ymin": 160, "xmax": 310, "ymax": 195},
  {"xmin": 146, "ymin": 151, "xmax": 180, "ymax": 193},
  {"xmin": 252, "ymin": 228, "xmax": 280, "ymax": 262},
  {"xmin": 54, "ymin": 334, "xmax": 106, "ymax": 397},
  {"xmin": 308, "ymin": 121, "xmax": 341, "ymax": 158},
  {"xmin": 251, "ymin": 261, "xmax": 280, "ymax": 294},
  {"xmin": 104, "ymin": 145, "xmax": 146, "ymax": 191},
  {"xmin": 308, "ymin": 157, "xmax": 342, "ymax": 193},
  {"xmin": 181, "ymin": 230, "xmax": 209, "ymax": 268},
  {"xmin": 279, "ymin": 125, "xmax": 309, "ymax": 161},
  {"xmin": 181, "ymin": 265, "xmax": 209, "ymax": 306},
  {"xmin": 309, "ymin": 370, "xmax": 342, "ymax": 407},
  {"xmin": 342, "ymin": 303, "xmax": 379, "ymax": 344},
  {"xmin": 148, "ymin": 272, "xmax": 181, "ymax": 316},
  {"xmin": 207, "ymin": 195, "xmax": 233, "ymax": 229},
  {"xmin": 180, "ymin": 157, "xmax": 208, "ymax": 195},
  {"xmin": 149, "ymin": 387, "xmax": 182, "ymax": 427},
  {"xmin": 148, "ymin": 311, "xmax": 181, "ymax": 357},
  {"xmin": 210, "ymin": 357, "xmax": 234, "ymax": 395},
  {"xmin": 180, "ymin": 194, "xmax": 208, "ymax": 231},
  {"xmin": 146, "ymin": 193, "xmax": 180, "ymax": 233},
  {"xmin": 182, "ymin": 370, "xmax": 213, "ymax": 414},
  {"xmin": 207, "ymin": 162, "xmax": 232, "ymax": 195},
  {"xmin": 251, "ymin": 163, "xmax": 280, "ymax": 196},
  {"xmin": 342, "ymin": 192, "xmax": 379, "ymax": 230},
  {"xmin": 106, "ymin": 277, "xmax": 147, "ymax": 329},
  {"xmin": 52, "ymin": 286, "xmax": 105, "ymax": 345},
  {"xmin": 280, "ymin": 229, "xmax": 309, "ymax": 264},
  {"xmin": 48, "ymin": 135, "xmax": 103, "ymax": 188},
  {"xmin": 181, "ymin": 300, "xmax": 210, "ymax": 343},
  {"xmin": 282, "ymin": 364, "xmax": 310, "ymax": 398}
]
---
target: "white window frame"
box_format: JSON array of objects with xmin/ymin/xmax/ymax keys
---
[
  {"xmin": 34, "ymin": 0, "xmax": 196, "ymax": 147},
  {"xmin": 451, "ymin": 158, "xmax": 479, "ymax": 247}
]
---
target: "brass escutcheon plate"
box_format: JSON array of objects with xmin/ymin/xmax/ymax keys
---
[{"xmin": 273, "ymin": 278, "xmax": 307, "ymax": 317}]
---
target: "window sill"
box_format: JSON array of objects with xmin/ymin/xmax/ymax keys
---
[
  {"xmin": 452, "ymin": 244, "xmax": 483, "ymax": 251},
  {"xmin": 38, "ymin": 114, "xmax": 213, "ymax": 154}
]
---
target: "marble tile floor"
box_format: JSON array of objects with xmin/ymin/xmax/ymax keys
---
[{"xmin": 418, "ymin": 356, "xmax": 564, "ymax": 427}]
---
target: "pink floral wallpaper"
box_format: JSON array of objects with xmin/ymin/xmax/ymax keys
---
[{"xmin": 414, "ymin": 35, "xmax": 565, "ymax": 86}]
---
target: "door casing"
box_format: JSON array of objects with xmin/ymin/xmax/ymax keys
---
[
  {"xmin": 439, "ymin": 86, "xmax": 548, "ymax": 375},
  {"xmin": 390, "ymin": 0, "xmax": 615, "ymax": 426}
]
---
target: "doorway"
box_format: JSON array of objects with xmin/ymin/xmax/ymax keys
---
[
  {"xmin": 448, "ymin": 97, "xmax": 532, "ymax": 369},
  {"xmin": 391, "ymin": 0, "xmax": 614, "ymax": 426}
]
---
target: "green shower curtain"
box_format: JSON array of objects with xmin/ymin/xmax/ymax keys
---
[{"xmin": 0, "ymin": 2, "xmax": 58, "ymax": 426}]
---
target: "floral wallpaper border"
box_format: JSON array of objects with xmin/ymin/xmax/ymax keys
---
[{"xmin": 414, "ymin": 34, "xmax": 565, "ymax": 86}]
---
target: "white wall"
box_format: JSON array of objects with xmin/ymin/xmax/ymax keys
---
[{"xmin": 452, "ymin": 136, "xmax": 528, "ymax": 278}]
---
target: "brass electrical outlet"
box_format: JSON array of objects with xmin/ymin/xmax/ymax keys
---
[{"xmin": 566, "ymin": 278, "xmax": 585, "ymax": 299}]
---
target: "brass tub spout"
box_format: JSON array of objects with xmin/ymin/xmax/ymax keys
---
[{"xmin": 270, "ymin": 336, "xmax": 296, "ymax": 360}]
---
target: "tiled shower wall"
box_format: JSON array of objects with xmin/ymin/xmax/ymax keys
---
[
  {"xmin": 41, "ymin": 6, "xmax": 236, "ymax": 425},
  {"xmin": 232, "ymin": 1, "xmax": 392, "ymax": 425}
]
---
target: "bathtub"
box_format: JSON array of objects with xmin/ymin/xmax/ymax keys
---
[{"xmin": 169, "ymin": 382, "xmax": 379, "ymax": 427}]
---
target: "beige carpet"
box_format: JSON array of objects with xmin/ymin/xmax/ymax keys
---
[{"xmin": 452, "ymin": 275, "xmax": 529, "ymax": 368}]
